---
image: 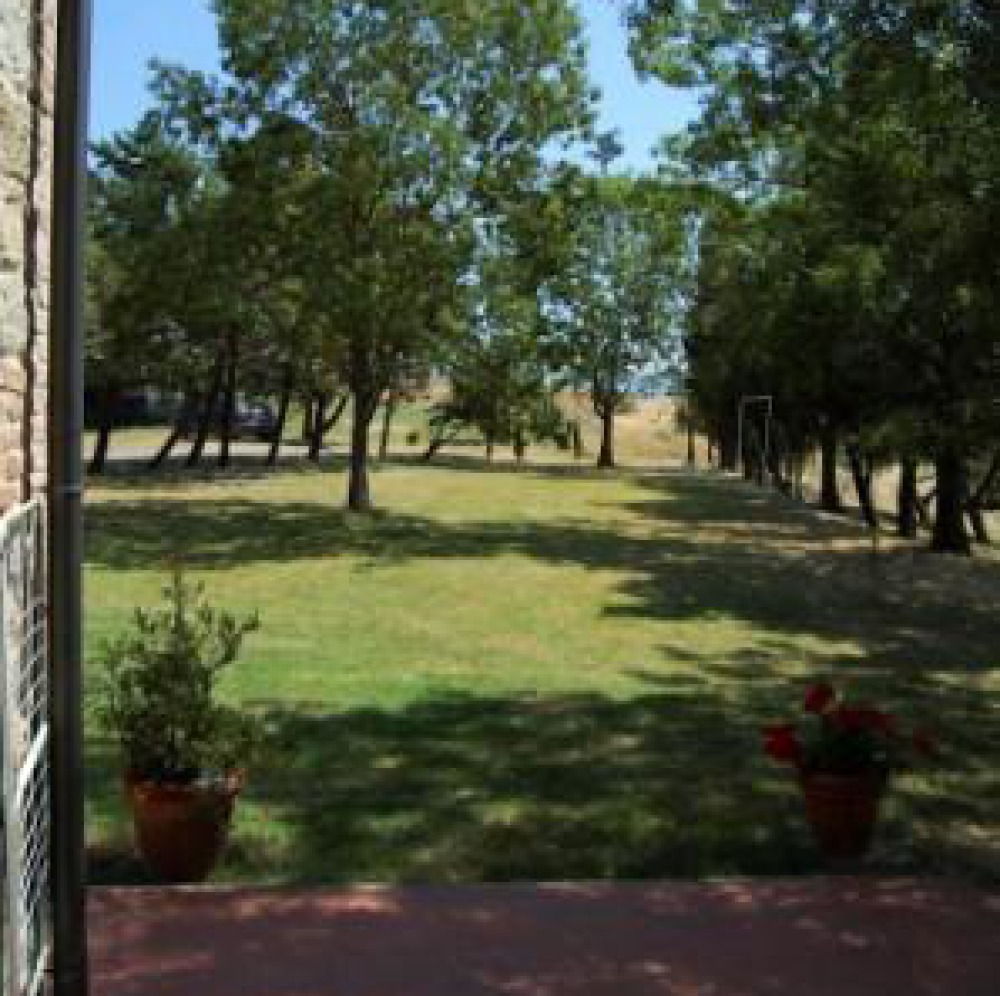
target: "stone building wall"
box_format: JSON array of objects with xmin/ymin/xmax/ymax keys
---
[{"xmin": 0, "ymin": 0, "xmax": 56, "ymax": 514}]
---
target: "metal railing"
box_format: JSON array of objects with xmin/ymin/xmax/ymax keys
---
[{"xmin": 1, "ymin": 499, "xmax": 50, "ymax": 996}]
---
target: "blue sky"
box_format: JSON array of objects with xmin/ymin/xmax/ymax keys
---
[{"xmin": 91, "ymin": 0, "xmax": 699, "ymax": 171}]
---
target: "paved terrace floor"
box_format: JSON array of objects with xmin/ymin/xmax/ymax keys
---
[{"xmin": 89, "ymin": 879, "xmax": 999, "ymax": 996}]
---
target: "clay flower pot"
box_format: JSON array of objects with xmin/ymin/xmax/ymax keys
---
[
  {"xmin": 800, "ymin": 772, "xmax": 885, "ymax": 859},
  {"xmin": 126, "ymin": 772, "xmax": 243, "ymax": 883}
]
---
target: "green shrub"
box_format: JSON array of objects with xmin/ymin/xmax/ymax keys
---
[{"xmin": 94, "ymin": 570, "xmax": 260, "ymax": 784}]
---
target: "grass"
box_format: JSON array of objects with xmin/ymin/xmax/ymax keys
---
[{"xmin": 84, "ymin": 455, "xmax": 1000, "ymax": 886}]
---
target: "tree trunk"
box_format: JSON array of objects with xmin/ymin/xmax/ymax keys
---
[
  {"xmin": 301, "ymin": 398, "xmax": 314, "ymax": 442},
  {"xmin": 379, "ymin": 396, "xmax": 396, "ymax": 460},
  {"xmin": 514, "ymin": 429, "xmax": 526, "ymax": 465},
  {"xmin": 966, "ymin": 450, "xmax": 994, "ymax": 544},
  {"xmin": 718, "ymin": 421, "xmax": 737, "ymax": 471},
  {"xmin": 819, "ymin": 425, "xmax": 842, "ymax": 512},
  {"xmin": 218, "ymin": 330, "xmax": 238, "ymax": 469},
  {"xmin": 88, "ymin": 384, "xmax": 117, "ymax": 475},
  {"xmin": 687, "ymin": 422, "xmax": 696, "ymax": 467},
  {"xmin": 150, "ymin": 422, "xmax": 183, "ymax": 471},
  {"xmin": 89, "ymin": 421, "xmax": 111, "ymax": 476},
  {"xmin": 308, "ymin": 392, "xmax": 329, "ymax": 463},
  {"xmin": 967, "ymin": 450, "xmax": 1000, "ymax": 513},
  {"xmin": 915, "ymin": 489, "xmax": 934, "ymax": 529},
  {"xmin": 597, "ymin": 408, "xmax": 615, "ymax": 469},
  {"xmin": 321, "ymin": 394, "xmax": 350, "ymax": 435},
  {"xmin": 423, "ymin": 434, "xmax": 447, "ymax": 462},
  {"xmin": 186, "ymin": 351, "xmax": 225, "ymax": 468},
  {"xmin": 267, "ymin": 383, "xmax": 292, "ymax": 467},
  {"xmin": 968, "ymin": 508, "xmax": 991, "ymax": 545},
  {"xmin": 347, "ymin": 393, "xmax": 376, "ymax": 511},
  {"xmin": 572, "ymin": 421, "xmax": 584, "ymax": 461},
  {"xmin": 485, "ymin": 433, "xmax": 495, "ymax": 464},
  {"xmin": 897, "ymin": 458, "xmax": 918, "ymax": 539},
  {"xmin": 931, "ymin": 445, "xmax": 971, "ymax": 554},
  {"xmin": 308, "ymin": 393, "xmax": 349, "ymax": 462},
  {"xmin": 846, "ymin": 443, "xmax": 878, "ymax": 529}
]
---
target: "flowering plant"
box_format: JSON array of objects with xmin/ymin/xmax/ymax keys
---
[{"xmin": 763, "ymin": 683, "xmax": 935, "ymax": 778}]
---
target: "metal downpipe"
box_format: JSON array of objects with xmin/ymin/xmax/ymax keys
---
[{"xmin": 50, "ymin": 1, "xmax": 93, "ymax": 993}]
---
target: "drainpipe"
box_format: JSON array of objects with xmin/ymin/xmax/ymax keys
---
[{"xmin": 50, "ymin": 1, "xmax": 93, "ymax": 994}]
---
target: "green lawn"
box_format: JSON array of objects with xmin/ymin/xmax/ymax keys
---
[{"xmin": 84, "ymin": 458, "xmax": 1000, "ymax": 885}]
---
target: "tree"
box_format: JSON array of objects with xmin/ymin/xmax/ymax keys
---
[
  {"xmin": 208, "ymin": 0, "xmax": 594, "ymax": 510},
  {"xmin": 547, "ymin": 176, "xmax": 685, "ymax": 468},
  {"xmin": 427, "ymin": 310, "xmax": 566, "ymax": 466},
  {"xmin": 87, "ymin": 114, "xmax": 205, "ymax": 473},
  {"xmin": 627, "ymin": 0, "xmax": 1000, "ymax": 551}
]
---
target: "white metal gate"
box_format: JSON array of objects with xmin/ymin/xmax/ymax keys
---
[{"xmin": 0, "ymin": 500, "xmax": 51, "ymax": 996}]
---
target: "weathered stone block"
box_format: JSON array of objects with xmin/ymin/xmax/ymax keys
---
[
  {"xmin": 0, "ymin": 482, "xmax": 22, "ymax": 512},
  {"xmin": 0, "ymin": 175, "xmax": 24, "ymax": 271},
  {"xmin": 0, "ymin": 1, "xmax": 30, "ymax": 83},
  {"xmin": 0, "ymin": 349, "xmax": 25, "ymax": 387},
  {"xmin": 0, "ymin": 282, "xmax": 28, "ymax": 353},
  {"xmin": 1, "ymin": 0, "xmax": 57, "ymax": 502},
  {"xmin": 0, "ymin": 74, "xmax": 29, "ymax": 183}
]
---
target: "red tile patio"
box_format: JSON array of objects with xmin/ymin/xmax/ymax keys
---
[{"xmin": 89, "ymin": 878, "xmax": 999, "ymax": 996}]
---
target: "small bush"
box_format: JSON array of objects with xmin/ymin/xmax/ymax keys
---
[{"xmin": 94, "ymin": 570, "xmax": 260, "ymax": 784}]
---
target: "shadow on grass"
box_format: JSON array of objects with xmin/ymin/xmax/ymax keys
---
[
  {"xmin": 85, "ymin": 473, "xmax": 1000, "ymax": 671},
  {"xmin": 84, "ymin": 469, "xmax": 1000, "ymax": 885},
  {"xmin": 88, "ymin": 674, "xmax": 1000, "ymax": 886},
  {"xmin": 88, "ymin": 451, "xmax": 342, "ymax": 491},
  {"xmin": 90, "ymin": 448, "xmax": 678, "ymax": 490}
]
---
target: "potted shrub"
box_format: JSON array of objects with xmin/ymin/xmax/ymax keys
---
[
  {"xmin": 95, "ymin": 570, "xmax": 260, "ymax": 882},
  {"xmin": 763, "ymin": 682, "xmax": 935, "ymax": 859}
]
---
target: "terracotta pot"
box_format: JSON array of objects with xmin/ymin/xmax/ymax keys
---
[
  {"xmin": 800, "ymin": 772, "xmax": 885, "ymax": 859},
  {"xmin": 125, "ymin": 772, "xmax": 243, "ymax": 883}
]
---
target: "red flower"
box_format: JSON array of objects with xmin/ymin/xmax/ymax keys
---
[
  {"xmin": 831, "ymin": 705, "xmax": 867, "ymax": 732},
  {"xmin": 912, "ymin": 730, "xmax": 937, "ymax": 757},
  {"xmin": 867, "ymin": 709, "xmax": 897, "ymax": 735},
  {"xmin": 832, "ymin": 704, "xmax": 894, "ymax": 735},
  {"xmin": 763, "ymin": 724, "xmax": 803, "ymax": 766},
  {"xmin": 767, "ymin": 684, "xmax": 934, "ymax": 778},
  {"xmin": 855, "ymin": 706, "xmax": 896, "ymax": 735},
  {"xmin": 804, "ymin": 682, "xmax": 835, "ymax": 714}
]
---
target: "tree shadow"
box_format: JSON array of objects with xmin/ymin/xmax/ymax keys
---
[
  {"xmin": 85, "ymin": 482, "xmax": 1000, "ymax": 672},
  {"xmin": 94, "ymin": 685, "xmax": 818, "ymax": 885},
  {"xmin": 84, "ymin": 468, "xmax": 1000, "ymax": 884},
  {"xmin": 88, "ymin": 877, "xmax": 1000, "ymax": 996},
  {"xmin": 88, "ymin": 678, "xmax": 1000, "ymax": 885},
  {"xmin": 626, "ymin": 472, "xmax": 870, "ymax": 537},
  {"xmin": 90, "ymin": 452, "xmax": 344, "ymax": 491}
]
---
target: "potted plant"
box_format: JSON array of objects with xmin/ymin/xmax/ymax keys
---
[
  {"xmin": 763, "ymin": 682, "xmax": 935, "ymax": 859},
  {"xmin": 95, "ymin": 570, "xmax": 260, "ymax": 882}
]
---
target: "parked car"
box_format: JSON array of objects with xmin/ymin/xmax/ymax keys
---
[
  {"xmin": 231, "ymin": 401, "xmax": 279, "ymax": 441},
  {"xmin": 84, "ymin": 388, "xmax": 182, "ymax": 428},
  {"xmin": 180, "ymin": 399, "xmax": 279, "ymax": 442}
]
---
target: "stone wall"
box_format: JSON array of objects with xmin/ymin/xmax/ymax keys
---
[{"xmin": 0, "ymin": 0, "xmax": 55, "ymax": 514}]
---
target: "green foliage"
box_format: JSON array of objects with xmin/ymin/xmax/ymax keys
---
[
  {"xmin": 629, "ymin": 0, "xmax": 1000, "ymax": 546},
  {"xmin": 94, "ymin": 571, "xmax": 261, "ymax": 784},
  {"xmin": 87, "ymin": 113, "xmax": 208, "ymax": 393},
  {"xmin": 545, "ymin": 176, "xmax": 688, "ymax": 417},
  {"xmin": 430, "ymin": 348, "xmax": 567, "ymax": 458},
  {"xmin": 198, "ymin": 0, "xmax": 596, "ymax": 506}
]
